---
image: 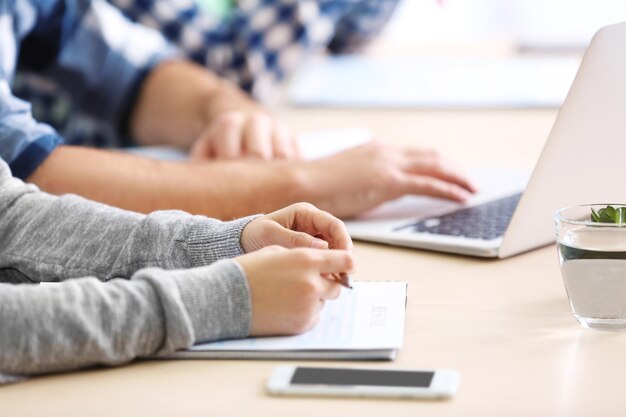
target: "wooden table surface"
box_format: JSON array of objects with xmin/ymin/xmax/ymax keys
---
[{"xmin": 4, "ymin": 107, "xmax": 622, "ymax": 417}]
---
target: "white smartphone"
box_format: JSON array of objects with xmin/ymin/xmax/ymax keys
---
[{"xmin": 266, "ymin": 366, "xmax": 459, "ymax": 400}]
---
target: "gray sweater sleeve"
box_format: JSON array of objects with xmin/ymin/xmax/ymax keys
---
[
  {"xmin": 0, "ymin": 261, "xmax": 251, "ymax": 384},
  {"xmin": 0, "ymin": 162, "xmax": 257, "ymax": 282},
  {"xmin": 0, "ymin": 161, "xmax": 257, "ymax": 383}
]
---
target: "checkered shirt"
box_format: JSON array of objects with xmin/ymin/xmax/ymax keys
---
[
  {"xmin": 0, "ymin": 0, "xmax": 176, "ymax": 179},
  {"xmin": 13, "ymin": 0, "xmax": 399, "ymax": 150}
]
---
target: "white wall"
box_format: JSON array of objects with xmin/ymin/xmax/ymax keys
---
[{"xmin": 383, "ymin": 0, "xmax": 626, "ymax": 48}]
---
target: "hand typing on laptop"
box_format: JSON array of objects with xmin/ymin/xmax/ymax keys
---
[{"xmin": 296, "ymin": 141, "xmax": 477, "ymax": 218}]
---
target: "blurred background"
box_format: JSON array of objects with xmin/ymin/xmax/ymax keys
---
[
  {"xmin": 287, "ymin": 0, "xmax": 626, "ymax": 109},
  {"xmin": 382, "ymin": 0, "xmax": 626, "ymax": 51}
]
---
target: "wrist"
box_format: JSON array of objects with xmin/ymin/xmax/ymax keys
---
[
  {"xmin": 289, "ymin": 160, "xmax": 328, "ymax": 207},
  {"xmin": 185, "ymin": 215, "xmax": 260, "ymax": 268},
  {"xmin": 186, "ymin": 161, "xmax": 310, "ymax": 218}
]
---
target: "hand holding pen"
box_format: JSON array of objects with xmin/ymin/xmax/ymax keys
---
[
  {"xmin": 330, "ymin": 272, "xmax": 353, "ymax": 290},
  {"xmin": 237, "ymin": 246, "xmax": 354, "ymax": 336}
]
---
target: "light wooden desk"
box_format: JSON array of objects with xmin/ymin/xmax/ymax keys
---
[{"xmin": 2, "ymin": 108, "xmax": 622, "ymax": 417}]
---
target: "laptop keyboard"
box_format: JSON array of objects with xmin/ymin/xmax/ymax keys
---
[{"xmin": 394, "ymin": 193, "xmax": 522, "ymax": 240}]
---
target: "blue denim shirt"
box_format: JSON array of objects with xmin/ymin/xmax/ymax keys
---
[
  {"xmin": 0, "ymin": 0, "xmax": 175, "ymax": 179},
  {"xmin": 12, "ymin": 0, "xmax": 399, "ymax": 152}
]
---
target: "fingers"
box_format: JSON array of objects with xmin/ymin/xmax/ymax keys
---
[
  {"xmin": 319, "ymin": 274, "xmax": 342, "ymax": 300},
  {"xmin": 276, "ymin": 202, "xmax": 354, "ymax": 251},
  {"xmin": 192, "ymin": 112, "xmax": 299, "ymax": 161},
  {"xmin": 403, "ymin": 150, "xmax": 477, "ymax": 193},
  {"xmin": 210, "ymin": 112, "xmax": 246, "ymax": 159},
  {"xmin": 272, "ymin": 122, "xmax": 299, "ymax": 159},
  {"xmin": 304, "ymin": 204, "xmax": 353, "ymax": 250},
  {"xmin": 261, "ymin": 248, "xmax": 348, "ymax": 302},
  {"xmin": 314, "ymin": 214, "xmax": 354, "ymax": 251},
  {"xmin": 315, "ymin": 282, "xmax": 340, "ymax": 304},
  {"xmin": 188, "ymin": 124, "xmax": 214, "ymax": 160},
  {"xmin": 242, "ymin": 113, "xmax": 274, "ymax": 160},
  {"xmin": 402, "ymin": 175, "xmax": 473, "ymax": 202},
  {"xmin": 311, "ymin": 249, "xmax": 355, "ymax": 275},
  {"xmin": 266, "ymin": 222, "xmax": 329, "ymax": 249},
  {"xmin": 189, "ymin": 112, "xmax": 244, "ymax": 160},
  {"xmin": 264, "ymin": 248, "xmax": 349, "ymax": 303},
  {"xmin": 257, "ymin": 245, "xmax": 288, "ymax": 254}
]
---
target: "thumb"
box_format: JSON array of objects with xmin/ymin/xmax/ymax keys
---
[{"xmin": 269, "ymin": 224, "xmax": 329, "ymax": 249}]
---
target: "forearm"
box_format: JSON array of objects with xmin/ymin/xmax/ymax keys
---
[
  {"xmin": 0, "ymin": 260, "xmax": 250, "ymax": 382},
  {"xmin": 130, "ymin": 60, "xmax": 263, "ymax": 149},
  {"xmin": 27, "ymin": 145, "xmax": 306, "ymax": 219},
  {"xmin": 4, "ymin": 155, "xmax": 255, "ymax": 280}
]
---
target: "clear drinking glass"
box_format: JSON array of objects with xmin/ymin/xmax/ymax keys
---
[{"xmin": 556, "ymin": 204, "xmax": 626, "ymax": 330}]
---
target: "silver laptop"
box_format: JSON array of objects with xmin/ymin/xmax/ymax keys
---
[{"xmin": 345, "ymin": 22, "xmax": 626, "ymax": 258}]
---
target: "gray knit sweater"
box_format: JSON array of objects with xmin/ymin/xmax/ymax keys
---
[{"xmin": 0, "ymin": 160, "xmax": 257, "ymax": 384}]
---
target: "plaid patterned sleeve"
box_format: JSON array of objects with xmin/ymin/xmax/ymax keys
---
[
  {"xmin": 327, "ymin": 0, "xmax": 401, "ymax": 54},
  {"xmin": 0, "ymin": 3, "xmax": 62, "ymax": 180},
  {"xmin": 11, "ymin": 0, "xmax": 399, "ymax": 149},
  {"xmin": 109, "ymin": 0, "xmax": 399, "ymax": 100},
  {"xmin": 18, "ymin": 0, "xmax": 178, "ymax": 135},
  {"xmin": 0, "ymin": 77, "xmax": 62, "ymax": 180}
]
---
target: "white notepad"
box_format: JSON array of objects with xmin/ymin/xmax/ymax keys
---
[{"xmin": 166, "ymin": 281, "xmax": 407, "ymax": 361}]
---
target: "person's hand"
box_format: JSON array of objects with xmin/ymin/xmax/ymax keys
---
[
  {"xmin": 296, "ymin": 141, "xmax": 477, "ymax": 218},
  {"xmin": 189, "ymin": 111, "xmax": 300, "ymax": 161},
  {"xmin": 241, "ymin": 202, "xmax": 353, "ymax": 253},
  {"xmin": 236, "ymin": 246, "xmax": 354, "ymax": 336}
]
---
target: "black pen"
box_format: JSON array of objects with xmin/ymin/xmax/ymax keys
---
[{"xmin": 331, "ymin": 272, "xmax": 353, "ymax": 290}]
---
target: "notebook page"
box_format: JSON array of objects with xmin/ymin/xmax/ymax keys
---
[{"xmin": 189, "ymin": 281, "xmax": 407, "ymax": 352}]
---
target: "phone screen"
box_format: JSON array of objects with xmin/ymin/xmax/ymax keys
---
[{"xmin": 290, "ymin": 367, "xmax": 434, "ymax": 388}]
